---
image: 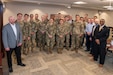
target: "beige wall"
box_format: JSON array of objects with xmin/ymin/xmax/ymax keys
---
[{"xmin": 3, "ymin": 2, "xmax": 113, "ymax": 26}]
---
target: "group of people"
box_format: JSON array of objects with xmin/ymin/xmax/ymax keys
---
[
  {"xmin": 2, "ymin": 13, "xmax": 110, "ymax": 72},
  {"xmin": 85, "ymin": 18, "xmax": 109, "ymax": 67},
  {"xmin": 16, "ymin": 13, "xmax": 85, "ymax": 54}
]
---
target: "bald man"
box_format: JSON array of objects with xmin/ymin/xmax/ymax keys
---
[{"xmin": 2, "ymin": 16, "xmax": 26, "ymax": 72}]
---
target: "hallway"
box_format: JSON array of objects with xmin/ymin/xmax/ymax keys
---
[{"xmin": 9, "ymin": 48, "xmax": 113, "ymax": 75}]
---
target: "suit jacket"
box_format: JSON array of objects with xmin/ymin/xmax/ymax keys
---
[
  {"xmin": 96, "ymin": 25, "xmax": 110, "ymax": 43},
  {"xmin": 91, "ymin": 24, "xmax": 99, "ymax": 39},
  {"xmin": 2, "ymin": 23, "xmax": 22, "ymax": 48}
]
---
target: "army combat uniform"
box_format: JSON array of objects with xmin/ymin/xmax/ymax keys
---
[
  {"xmin": 64, "ymin": 21, "xmax": 72, "ymax": 50},
  {"xmin": 71, "ymin": 21, "xmax": 84, "ymax": 52},
  {"xmin": 38, "ymin": 21, "xmax": 47, "ymax": 51},
  {"xmin": 29, "ymin": 20, "xmax": 37, "ymax": 52},
  {"xmin": 46, "ymin": 22, "xmax": 56, "ymax": 54},
  {"xmin": 80, "ymin": 21, "xmax": 86, "ymax": 47},
  {"xmin": 12, "ymin": 21, "xmax": 24, "ymax": 63},
  {"xmin": 22, "ymin": 21, "xmax": 31, "ymax": 55},
  {"xmin": 35, "ymin": 19, "xmax": 40, "ymax": 47},
  {"xmin": 16, "ymin": 21, "xmax": 24, "ymax": 53},
  {"xmin": 56, "ymin": 24, "xmax": 66, "ymax": 54}
]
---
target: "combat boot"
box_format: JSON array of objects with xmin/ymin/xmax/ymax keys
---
[
  {"xmin": 49, "ymin": 47, "xmax": 52, "ymax": 54},
  {"xmin": 47, "ymin": 47, "xmax": 50, "ymax": 54},
  {"xmin": 75, "ymin": 47, "xmax": 78, "ymax": 53}
]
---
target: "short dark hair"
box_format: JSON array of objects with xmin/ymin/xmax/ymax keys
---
[
  {"xmin": 30, "ymin": 14, "xmax": 33, "ymax": 16},
  {"xmin": 75, "ymin": 14, "xmax": 80, "ymax": 17},
  {"xmin": 24, "ymin": 14, "xmax": 29, "ymax": 17},
  {"xmin": 17, "ymin": 13, "xmax": 23, "ymax": 16}
]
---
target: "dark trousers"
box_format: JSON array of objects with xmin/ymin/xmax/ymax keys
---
[
  {"xmin": 94, "ymin": 42, "xmax": 106, "ymax": 64},
  {"xmin": 6, "ymin": 46, "xmax": 22, "ymax": 68},
  {"xmin": 81, "ymin": 34, "xmax": 85, "ymax": 46},
  {"xmin": 86, "ymin": 35, "xmax": 91, "ymax": 51},
  {"xmin": 90, "ymin": 37, "xmax": 96, "ymax": 55}
]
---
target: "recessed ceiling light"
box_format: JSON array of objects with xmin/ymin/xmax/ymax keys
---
[
  {"xmin": 73, "ymin": 1, "xmax": 87, "ymax": 4},
  {"xmin": 107, "ymin": 7, "xmax": 113, "ymax": 10},
  {"xmin": 101, "ymin": 0, "xmax": 113, "ymax": 1},
  {"xmin": 103, "ymin": 5, "xmax": 112, "ymax": 8},
  {"xmin": 67, "ymin": 6, "xmax": 71, "ymax": 8}
]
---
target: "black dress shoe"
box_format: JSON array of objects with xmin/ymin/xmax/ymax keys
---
[
  {"xmin": 18, "ymin": 63, "xmax": 26, "ymax": 66},
  {"xmin": 9, "ymin": 67, "xmax": 13, "ymax": 72}
]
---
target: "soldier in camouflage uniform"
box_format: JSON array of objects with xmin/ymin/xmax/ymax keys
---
[
  {"xmin": 80, "ymin": 17, "xmax": 86, "ymax": 47},
  {"xmin": 71, "ymin": 15, "xmax": 84, "ymax": 53},
  {"xmin": 46, "ymin": 18, "xmax": 56, "ymax": 54},
  {"xmin": 64, "ymin": 16, "xmax": 72, "ymax": 50},
  {"xmin": 35, "ymin": 14, "xmax": 40, "ymax": 47},
  {"xmin": 29, "ymin": 14, "xmax": 37, "ymax": 52},
  {"xmin": 56, "ymin": 19, "xmax": 66, "ymax": 54},
  {"xmin": 22, "ymin": 14, "xmax": 31, "ymax": 55},
  {"xmin": 16, "ymin": 13, "xmax": 23, "ymax": 30},
  {"xmin": 38, "ymin": 15, "xmax": 47, "ymax": 51},
  {"xmin": 16, "ymin": 13, "xmax": 24, "ymax": 53},
  {"xmin": 44, "ymin": 13, "xmax": 49, "ymax": 24},
  {"xmin": 54, "ymin": 14, "xmax": 61, "ymax": 48},
  {"xmin": 13, "ymin": 13, "xmax": 23, "ymax": 63}
]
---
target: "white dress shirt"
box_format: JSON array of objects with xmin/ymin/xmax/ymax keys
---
[
  {"xmin": 10, "ymin": 23, "xmax": 17, "ymax": 40},
  {"xmin": 85, "ymin": 23, "xmax": 94, "ymax": 33}
]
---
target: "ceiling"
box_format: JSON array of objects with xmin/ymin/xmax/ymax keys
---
[{"xmin": 2, "ymin": 0, "xmax": 113, "ymax": 10}]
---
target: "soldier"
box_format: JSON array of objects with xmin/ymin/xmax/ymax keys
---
[
  {"xmin": 16, "ymin": 13, "xmax": 23, "ymax": 30},
  {"xmin": 35, "ymin": 14, "xmax": 40, "ymax": 47},
  {"xmin": 16, "ymin": 13, "xmax": 24, "ymax": 52},
  {"xmin": 56, "ymin": 19, "xmax": 66, "ymax": 54},
  {"xmin": 29, "ymin": 14, "xmax": 37, "ymax": 52},
  {"xmin": 35, "ymin": 14, "xmax": 40, "ymax": 22},
  {"xmin": 68, "ymin": 15, "xmax": 74, "ymax": 47},
  {"xmin": 44, "ymin": 13, "xmax": 49, "ymax": 24},
  {"xmin": 84, "ymin": 14, "xmax": 88, "ymax": 22},
  {"xmin": 64, "ymin": 16, "xmax": 72, "ymax": 50},
  {"xmin": 54, "ymin": 13, "xmax": 63, "ymax": 26},
  {"xmin": 22, "ymin": 14, "xmax": 31, "ymax": 55},
  {"xmin": 46, "ymin": 18, "xmax": 56, "ymax": 54},
  {"xmin": 38, "ymin": 15, "xmax": 47, "ymax": 51},
  {"xmin": 71, "ymin": 15, "xmax": 84, "ymax": 53},
  {"xmin": 13, "ymin": 13, "xmax": 23, "ymax": 64},
  {"xmin": 80, "ymin": 17, "xmax": 86, "ymax": 47}
]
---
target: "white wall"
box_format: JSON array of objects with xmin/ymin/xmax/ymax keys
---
[{"xmin": 3, "ymin": 2, "xmax": 113, "ymax": 26}]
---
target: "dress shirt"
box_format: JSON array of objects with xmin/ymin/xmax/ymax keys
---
[
  {"xmin": 99, "ymin": 25, "xmax": 105, "ymax": 31},
  {"xmin": 10, "ymin": 23, "xmax": 17, "ymax": 40},
  {"xmin": 92, "ymin": 24, "xmax": 98, "ymax": 36},
  {"xmin": 85, "ymin": 23, "xmax": 94, "ymax": 33}
]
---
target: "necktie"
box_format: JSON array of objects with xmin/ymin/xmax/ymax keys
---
[{"xmin": 92, "ymin": 25, "xmax": 96, "ymax": 36}]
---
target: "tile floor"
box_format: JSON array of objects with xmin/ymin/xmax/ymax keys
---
[{"xmin": 9, "ymin": 48, "xmax": 113, "ymax": 75}]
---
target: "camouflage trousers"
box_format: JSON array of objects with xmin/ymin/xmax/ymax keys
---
[
  {"xmin": 31, "ymin": 38, "xmax": 36, "ymax": 52},
  {"xmin": 38, "ymin": 32, "xmax": 46, "ymax": 50},
  {"xmin": 71, "ymin": 34, "xmax": 81, "ymax": 49},
  {"xmin": 46, "ymin": 36, "xmax": 55, "ymax": 49},
  {"xmin": 65, "ymin": 34, "xmax": 70, "ymax": 49},
  {"xmin": 57, "ymin": 36, "xmax": 65, "ymax": 48},
  {"xmin": 23, "ymin": 39, "xmax": 31, "ymax": 55}
]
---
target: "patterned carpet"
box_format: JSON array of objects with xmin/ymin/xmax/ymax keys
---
[{"xmin": 9, "ymin": 47, "xmax": 113, "ymax": 75}]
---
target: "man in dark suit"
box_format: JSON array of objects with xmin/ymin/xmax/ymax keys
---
[
  {"xmin": 94, "ymin": 19, "xmax": 109, "ymax": 67},
  {"xmin": 2, "ymin": 16, "xmax": 26, "ymax": 72},
  {"xmin": 90, "ymin": 19, "xmax": 99, "ymax": 56}
]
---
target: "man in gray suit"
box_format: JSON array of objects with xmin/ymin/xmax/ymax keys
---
[{"xmin": 2, "ymin": 16, "xmax": 26, "ymax": 72}]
